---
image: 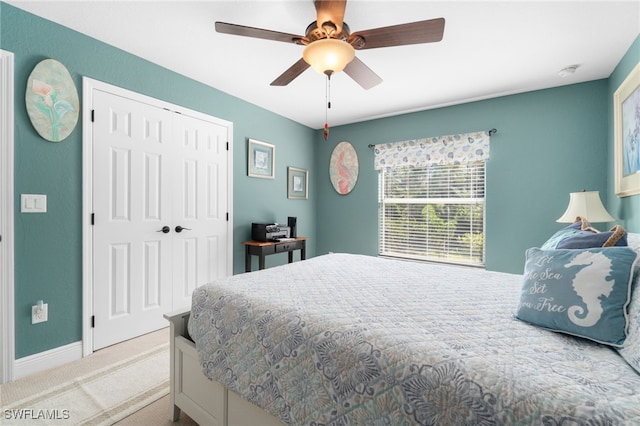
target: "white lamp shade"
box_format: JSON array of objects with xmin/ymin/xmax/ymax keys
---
[
  {"xmin": 556, "ymin": 191, "xmax": 615, "ymax": 223},
  {"xmin": 302, "ymin": 39, "xmax": 355, "ymax": 74}
]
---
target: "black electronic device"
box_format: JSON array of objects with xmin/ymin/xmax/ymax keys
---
[
  {"xmin": 252, "ymin": 223, "xmax": 291, "ymax": 242},
  {"xmin": 287, "ymin": 216, "xmax": 297, "ymax": 238}
]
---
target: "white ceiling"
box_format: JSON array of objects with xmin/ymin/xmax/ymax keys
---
[{"xmin": 7, "ymin": 0, "xmax": 640, "ymax": 129}]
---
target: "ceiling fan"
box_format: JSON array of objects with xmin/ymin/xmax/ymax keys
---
[{"xmin": 215, "ymin": 0, "xmax": 445, "ymax": 90}]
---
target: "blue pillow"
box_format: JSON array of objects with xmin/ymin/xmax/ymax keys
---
[
  {"xmin": 516, "ymin": 247, "xmax": 638, "ymax": 346},
  {"xmin": 541, "ymin": 216, "xmax": 627, "ymax": 250}
]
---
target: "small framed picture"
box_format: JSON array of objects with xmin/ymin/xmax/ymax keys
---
[
  {"xmin": 248, "ymin": 138, "xmax": 275, "ymax": 179},
  {"xmin": 287, "ymin": 167, "xmax": 308, "ymax": 199},
  {"xmin": 614, "ymin": 63, "xmax": 640, "ymax": 197}
]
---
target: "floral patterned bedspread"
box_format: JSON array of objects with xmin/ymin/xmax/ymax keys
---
[{"xmin": 188, "ymin": 253, "xmax": 640, "ymax": 425}]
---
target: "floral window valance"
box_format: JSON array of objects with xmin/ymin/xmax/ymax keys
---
[{"xmin": 374, "ymin": 130, "xmax": 491, "ymax": 170}]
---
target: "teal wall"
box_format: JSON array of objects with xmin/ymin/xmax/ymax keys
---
[
  {"xmin": 1, "ymin": 3, "xmax": 316, "ymax": 359},
  {"xmin": 607, "ymin": 35, "xmax": 640, "ymax": 230},
  {"xmin": 2, "ymin": 3, "xmax": 638, "ymax": 360},
  {"xmin": 314, "ymin": 81, "xmax": 612, "ymax": 274}
]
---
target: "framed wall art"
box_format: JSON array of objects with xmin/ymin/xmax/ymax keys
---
[
  {"xmin": 287, "ymin": 167, "xmax": 308, "ymax": 199},
  {"xmin": 329, "ymin": 141, "xmax": 359, "ymax": 195},
  {"xmin": 614, "ymin": 62, "xmax": 640, "ymax": 197},
  {"xmin": 25, "ymin": 58, "xmax": 79, "ymax": 142},
  {"xmin": 248, "ymin": 138, "xmax": 275, "ymax": 179}
]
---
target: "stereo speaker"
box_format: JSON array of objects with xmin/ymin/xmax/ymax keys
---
[{"xmin": 287, "ymin": 216, "xmax": 297, "ymax": 237}]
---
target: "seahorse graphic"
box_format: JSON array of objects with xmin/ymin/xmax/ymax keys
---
[{"xmin": 564, "ymin": 251, "xmax": 614, "ymax": 327}]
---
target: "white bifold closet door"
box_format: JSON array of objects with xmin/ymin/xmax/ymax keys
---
[{"xmin": 91, "ymin": 89, "xmax": 229, "ymax": 350}]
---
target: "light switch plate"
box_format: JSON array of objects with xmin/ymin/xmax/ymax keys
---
[{"xmin": 21, "ymin": 194, "xmax": 47, "ymax": 213}]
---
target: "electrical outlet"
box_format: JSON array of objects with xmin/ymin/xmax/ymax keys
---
[{"xmin": 32, "ymin": 303, "xmax": 48, "ymax": 324}]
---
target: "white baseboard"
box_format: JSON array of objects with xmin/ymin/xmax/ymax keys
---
[{"xmin": 13, "ymin": 341, "xmax": 83, "ymax": 380}]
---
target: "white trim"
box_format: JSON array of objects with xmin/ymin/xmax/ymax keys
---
[
  {"xmin": 0, "ymin": 49, "xmax": 15, "ymax": 384},
  {"xmin": 82, "ymin": 77, "xmax": 234, "ymax": 357},
  {"xmin": 13, "ymin": 341, "xmax": 83, "ymax": 380},
  {"xmin": 81, "ymin": 78, "xmax": 94, "ymax": 357}
]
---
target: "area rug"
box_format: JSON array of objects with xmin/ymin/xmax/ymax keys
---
[{"xmin": 1, "ymin": 343, "xmax": 169, "ymax": 425}]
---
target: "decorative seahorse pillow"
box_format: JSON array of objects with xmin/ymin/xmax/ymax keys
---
[{"xmin": 516, "ymin": 247, "xmax": 639, "ymax": 347}]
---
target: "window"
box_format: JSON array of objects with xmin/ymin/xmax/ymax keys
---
[{"xmin": 379, "ymin": 162, "xmax": 485, "ymax": 266}]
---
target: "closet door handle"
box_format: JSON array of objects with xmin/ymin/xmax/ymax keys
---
[
  {"xmin": 175, "ymin": 226, "xmax": 192, "ymax": 233},
  {"xmin": 157, "ymin": 226, "xmax": 171, "ymax": 234}
]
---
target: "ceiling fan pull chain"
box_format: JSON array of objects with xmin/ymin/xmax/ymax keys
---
[
  {"xmin": 328, "ymin": 72, "xmax": 331, "ymax": 109},
  {"xmin": 324, "ymin": 73, "xmax": 330, "ymax": 140}
]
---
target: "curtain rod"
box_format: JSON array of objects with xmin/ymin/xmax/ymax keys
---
[{"xmin": 367, "ymin": 128, "xmax": 497, "ymax": 149}]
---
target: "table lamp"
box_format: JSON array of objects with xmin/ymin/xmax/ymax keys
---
[{"xmin": 556, "ymin": 190, "xmax": 615, "ymax": 223}]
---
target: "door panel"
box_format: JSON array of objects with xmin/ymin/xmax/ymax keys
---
[
  {"xmin": 92, "ymin": 90, "xmax": 174, "ymax": 350},
  {"xmin": 172, "ymin": 113, "xmax": 229, "ymax": 309},
  {"xmin": 109, "ymin": 243, "xmax": 130, "ymax": 317},
  {"xmin": 143, "ymin": 240, "xmax": 161, "ymax": 308}
]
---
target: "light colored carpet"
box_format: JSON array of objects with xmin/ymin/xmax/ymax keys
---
[{"xmin": 1, "ymin": 328, "xmax": 197, "ymax": 425}]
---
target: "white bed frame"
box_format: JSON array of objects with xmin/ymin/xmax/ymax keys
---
[{"xmin": 164, "ymin": 310, "xmax": 283, "ymax": 426}]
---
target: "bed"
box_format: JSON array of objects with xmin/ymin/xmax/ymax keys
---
[{"xmin": 166, "ymin": 236, "xmax": 640, "ymax": 425}]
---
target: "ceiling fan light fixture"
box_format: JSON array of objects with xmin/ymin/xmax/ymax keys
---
[{"xmin": 302, "ymin": 38, "xmax": 355, "ymax": 74}]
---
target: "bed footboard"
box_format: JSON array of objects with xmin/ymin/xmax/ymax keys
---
[
  {"xmin": 164, "ymin": 309, "xmax": 282, "ymax": 426},
  {"xmin": 165, "ymin": 309, "xmax": 225, "ymax": 425}
]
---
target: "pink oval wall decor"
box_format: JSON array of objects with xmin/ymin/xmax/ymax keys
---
[{"xmin": 329, "ymin": 141, "xmax": 359, "ymax": 195}]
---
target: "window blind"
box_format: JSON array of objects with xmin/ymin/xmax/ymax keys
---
[{"xmin": 378, "ymin": 162, "xmax": 486, "ymax": 266}]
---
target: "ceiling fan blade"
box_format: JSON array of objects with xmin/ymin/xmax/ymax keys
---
[
  {"xmin": 343, "ymin": 57, "xmax": 382, "ymax": 90},
  {"xmin": 271, "ymin": 58, "xmax": 311, "ymax": 86},
  {"xmin": 215, "ymin": 22, "xmax": 304, "ymax": 44},
  {"xmin": 314, "ymin": 0, "xmax": 346, "ymax": 33},
  {"xmin": 349, "ymin": 18, "xmax": 445, "ymax": 50}
]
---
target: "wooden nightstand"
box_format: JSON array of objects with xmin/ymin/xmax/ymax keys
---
[{"xmin": 242, "ymin": 237, "xmax": 307, "ymax": 272}]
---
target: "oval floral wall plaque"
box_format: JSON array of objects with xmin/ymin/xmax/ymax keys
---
[
  {"xmin": 25, "ymin": 59, "xmax": 79, "ymax": 142},
  {"xmin": 329, "ymin": 141, "xmax": 359, "ymax": 195}
]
